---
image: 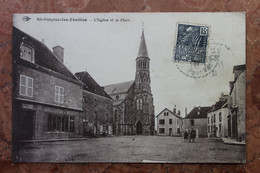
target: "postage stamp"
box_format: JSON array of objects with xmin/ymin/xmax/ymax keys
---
[
  {"xmin": 174, "ymin": 23, "xmax": 210, "ymax": 63},
  {"xmin": 174, "ymin": 38, "xmax": 230, "ymax": 79}
]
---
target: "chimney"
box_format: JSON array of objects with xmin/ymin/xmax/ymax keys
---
[
  {"xmin": 185, "ymin": 108, "xmax": 187, "ymax": 116},
  {"xmin": 173, "ymin": 105, "xmax": 176, "ymax": 114},
  {"xmin": 53, "ymin": 45, "xmax": 64, "ymax": 63},
  {"xmin": 198, "ymin": 106, "xmax": 201, "ymax": 115},
  {"xmin": 178, "ymin": 110, "xmax": 180, "ymax": 115}
]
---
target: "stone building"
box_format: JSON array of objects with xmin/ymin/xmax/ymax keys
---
[
  {"xmin": 103, "ymin": 29, "xmax": 155, "ymax": 135},
  {"xmin": 227, "ymin": 64, "xmax": 246, "ymax": 142},
  {"xmin": 156, "ymin": 108, "xmax": 182, "ymax": 136},
  {"xmin": 183, "ymin": 106, "xmax": 211, "ymax": 138},
  {"xmin": 75, "ymin": 71, "xmax": 113, "ymax": 136},
  {"xmin": 207, "ymin": 94, "xmax": 229, "ymax": 138},
  {"xmin": 12, "ymin": 27, "xmax": 84, "ymax": 141}
]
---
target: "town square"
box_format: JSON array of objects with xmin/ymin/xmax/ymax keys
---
[
  {"xmin": 16, "ymin": 136, "xmax": 245, "ymax": 163},
  {"xmin": 12, "ymin": 13, "xmax": 246, "ymax": 163}
]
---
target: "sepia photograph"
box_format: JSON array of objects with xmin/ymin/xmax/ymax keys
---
[{"xmin": 12, "ymin": 13, "xmax": 246, "ymax": 163}]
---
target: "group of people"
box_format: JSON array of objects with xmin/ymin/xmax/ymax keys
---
[{"xmin": 183, "ymin": 129, "xmax": 196, "ymax": 143}]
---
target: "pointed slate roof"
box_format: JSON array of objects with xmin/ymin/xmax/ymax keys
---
[
  {"xmin": 103, "ymin": 81, "xmax": 134, "ymax": 95},
  {"xmin": 137, "ymin": 30, "xmax": 149, "ymax": 58}
]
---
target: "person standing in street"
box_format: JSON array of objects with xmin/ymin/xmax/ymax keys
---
[
  {"xmin": 184, "ymin": 130, "xmax": 188, "ymax": 142},
  {"xmin": 191, "ymin": 128, "xmax": 196, "ymax": 143}
]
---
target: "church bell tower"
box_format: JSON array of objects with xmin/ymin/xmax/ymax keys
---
[
  {"xmin": 135, "ymin": 29, "xmax": 151, "ymax": 93},
  {"xmin": 134, "ymin": 27, "xmax": 154, "ymax": 135}
]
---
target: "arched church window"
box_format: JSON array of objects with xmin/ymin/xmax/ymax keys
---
[
  {"xmin": 140, "ymin": 99, "xmax": 143, "ymax": 110},
  {"xmin": 139, "ymin": 83, "xmax": 141, "ymax": 90},
  {"xmin": 136, "ymin": 99, "xmax": 140, "ymax": 110},
  {"xmin": 143, "ymin": 60, "xmax": 146, "ymax": 69},
  {"xmin": 114, "ymin": 110, "xmax": 118, "ymax": 121},
  {"xmin": 138, "ymin": 60, "xmax": 141, "ymax": 69}
]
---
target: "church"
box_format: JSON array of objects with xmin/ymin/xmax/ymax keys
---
[{"xmin": 104, "ymin": 29, "xmax": 155, "ymax": 135}]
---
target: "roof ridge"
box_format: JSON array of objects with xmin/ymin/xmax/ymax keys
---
[
  {"xmin": 103, "ymin": 80, "xmax": 135, "ymax": 87},
  {"xmin": 14, "ymin": 27, "xmax": 83, "ymax": 84}
]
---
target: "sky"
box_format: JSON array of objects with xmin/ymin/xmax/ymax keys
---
[{"xmin": 13, "ymin": 13, "xmax": 245, "ymax": 117}]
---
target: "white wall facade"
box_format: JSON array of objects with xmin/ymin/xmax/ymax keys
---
[
  {"xmin": 207, "ymin": 107, "xmax": 229, "ymax": 138},
  {"xmin": 157, "ymin": 109, "xmax": 181, "ymax": 136}
]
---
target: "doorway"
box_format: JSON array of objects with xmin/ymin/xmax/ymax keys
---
[
  {"xmin": 136, "ymin": 120, "xmax": 142, "ymax": 135},
  {"xmin": 19, "ymin": 109, "xmax": 35, "ymax": 140}
]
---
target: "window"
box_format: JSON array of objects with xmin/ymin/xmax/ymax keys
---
[
  {"xmin": 177, "ymin": 128, "xmax": 180, "ymax": 134},
  {"xmin": 64, "ymin": 116, "xmax": 68, "ymax": 132},
  {"xmin": 213, "ymin": 114, "xmax": 216, "ymax": 123},
  {"xmin": 69, "ymin": 116, "xmax": 75, "ymax": 132},
  {"xmin": 137, "ymin": 99, "xmax": 143, "ymax": 110},
  {"xmin": 139, "ymin": 83, "xmax": 141, "ymax": 90},
  {"xmin": 159, "ymin": 128, "xmax": 165, "ymax": 133},
  {"xmin": 57, "ymin": 115, "xmax": 61, "ymax": 131},
  {"xmin": 219, "ymin": 112, "xmax": 222, "ymax": 122},
  {"xmin": 159, "ymin": 119, "xmax": 165, "ymax": 125},
  {"xmin": 138, "ymin": 61, "xmax": 141, "ymax": 69},
  {"xmin": 208, "ymin": 117, "xmax": 210, "ymax": 124},
  {"xmin": 20, "ymin": 44, "xmax": 34, "ymax": 63},
  {"xmin": 47, "ymin": 114, "xmax": 69, "ymax": 132},
  {"xmin": 190, "ymin": 119, "xmax": 194, "ymax": 126},
  {"xmin": 114, "ymin": 110, "xmax": 118, "ymax": 122},
  {"xmin": 143, "ymin": 60, "xmax": 146, "ymax": 69},
  {"xmin": 106, "ymin": 114, "xmax": 108, "ymax": 123},
  {"xmin": 164, "ymin": 112, "xmax": 169, "ymax": 116},
  {"xmin": 169, "ymin": 119, "xmax": 172, "ymax": 124},
  {"xmin": 20, "ymin": 75, "xmax": 33, "ymax": 97},
  {"xmin": 55, "ymin": 85, "xmax": 64, "ymax": 103},
  {"xmin": 47, "ymin": 114, "xmax": 53, "ymax": 131},
  {"xmin": 208, "ymin": 126, "xmax": 210, "ymax": 132},
  {"xmin": 137, "ymin": 100, "xmax": 139, "ymax": 110},
  {"xmin": 219, "ymin": 124, "xmax": 222, "ymax": 132}
]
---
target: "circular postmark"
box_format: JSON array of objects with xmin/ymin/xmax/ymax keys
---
[{"xmin": 173, "ymin": 39, "xmax": 230, "ymax": 79}]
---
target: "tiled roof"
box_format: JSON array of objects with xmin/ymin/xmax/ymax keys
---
[
  {"xmin": 112, "ymin": 99, "xmax": 125, "ymax": 106},
  {"xmin": 104, "ymin": 81, "xmax": 134, "ymax": 95},
  {"xmin": 185, "ymin": 106, "xmax": 211, "ymax": 119},
  {"xmin": 156, "ymin": 108, "xmax": 182, "ymax": 119},
  {"xmin": 75, "ymin": 71, "xmax": 111, "ymax": 99},
  {"xmin": 209, "ymin": 98, "xmax": 228, "ymax": 112},
  {"xmin": 13, "ymin": 27, "xmax": 79, "ymax": 82}
]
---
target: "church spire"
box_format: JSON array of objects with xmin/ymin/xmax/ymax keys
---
[{"xmin": 137, "ymin": 28, "xmax": 149, "ymax": 58}]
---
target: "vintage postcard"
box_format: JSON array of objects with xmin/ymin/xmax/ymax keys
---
[{"xmin": 12, "ymin": 13, "xmax": 246, "ymax": 163}]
